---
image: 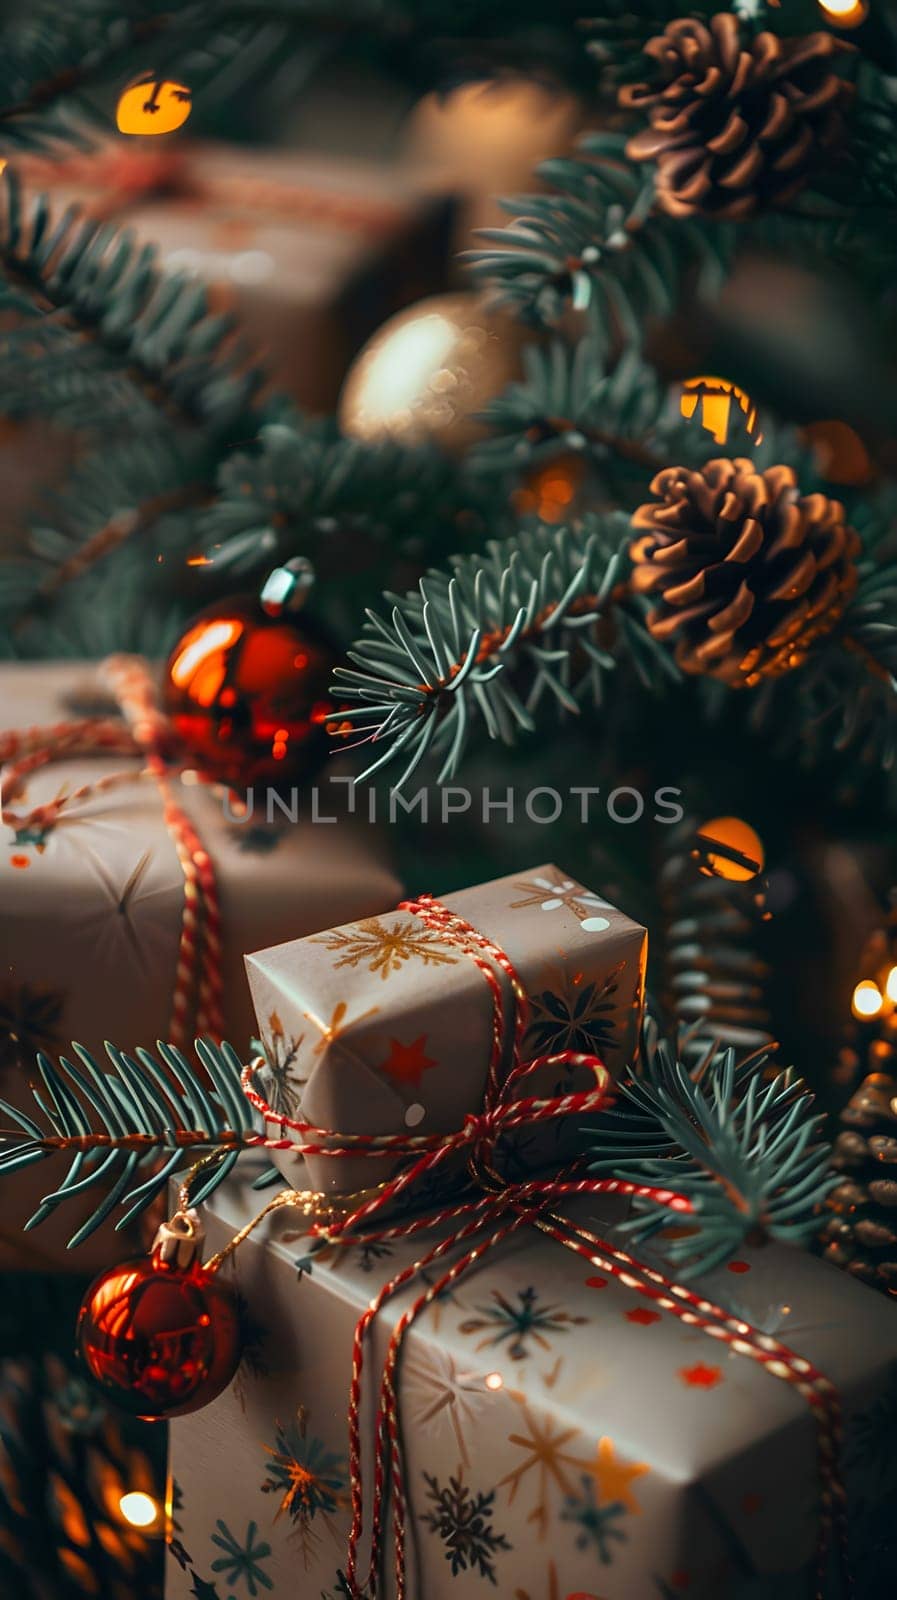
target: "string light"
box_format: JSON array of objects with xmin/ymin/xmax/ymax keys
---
[
  {"xmin": 484, "ymin": 1372, "xmax": 504, "ymax": 1391},
  {"xmin": 817, "ymin": 0, "xmax": 868, "ymax": 27},
  {"xmin": 852, "ymin": 980, "xmax": 884, "ymax": 1019},
  {"xmin": 116, "ymin": 76, "xmax": 192, "ymax": 135},
  {"xmin": 119, "ymin": 1491, "xmax": 161, "ymax": 1529},
  {"xmin": 886, "ymin": 966, "xmax": 897, "ymax": 1004},
  {"xmin": 680, "ymin": 376, "xmax": 762, "ymax": 447},
  {"xmin": 695, "ymin": 817, "xmax": 765, "ymax": 882}
]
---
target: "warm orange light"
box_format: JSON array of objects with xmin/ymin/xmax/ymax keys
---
[
  {"xmin": 117, "ymin": 76, "xmax": 192, "ymax": 136},
  {"xmin": 169, "ymin": 619, "xmax": 243, "ymax": 702},
  {"xmin": 484, "ymin": 1372, "xmax": 503, "ymax": 1391},
  {"xmin": 512, "ymin": 454, "xmax": 586, "ymax": 523},
  {"xmin": 118, "ymin": 1491, "xmax": 160, "ymax": 1529},
  {"xmin": 817, "ymin": 0, "xmax": 868, "ymax": 26},
  {"xmin": 681, "ymin": 377, "xmax": 762, "ymax": 447},
  {"xmin": 853, "ymin": 980, "xmax": 884, "ymax": 1019},
  {"xmin": 803, "ymin": 420, "xmax": 873, "ymax": 486},
  {"xmin": 885, "ymin": 966, "xmax": 897, "ymax": 1004},
  {"xmin": 696, "ymin": 817, "xmax": 765, "ymax": 882}
]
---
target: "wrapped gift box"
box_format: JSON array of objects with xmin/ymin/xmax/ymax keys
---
[
  {"xmin": 166, "ymin": 1166, "xmax": 897, "ymax": 1600},
  {"xmin": 245, "ymin": 864, "xmax": 648, "ymax": 1194},
  {"xmin": 12, "ymin": 140, "xmax": 453, "ymax": 414},
  {"xmin": 0, "ymin": 660, "xmax": 401, "ymax": 1267}
]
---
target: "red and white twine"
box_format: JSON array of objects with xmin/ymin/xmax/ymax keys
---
[{"xmin": 239, "ymin": 894, "xmax": 851, "ymax": 1600}]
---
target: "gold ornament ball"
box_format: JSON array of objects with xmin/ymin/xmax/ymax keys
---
[
  {"xmin": 406, "ymin": 78, "xmax": 582, "ymax": 245},
  {"xmin": 338, "ymin": 294, "xmax": 519, "ymax": 454}
]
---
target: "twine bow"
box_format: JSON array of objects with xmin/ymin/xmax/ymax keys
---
[
  {"xmin": 0, "ymin": 654, "xmax": 225, "ymax": 1047},
  {"xmin": 240, "ymin": 894, "xmax": 852, "ymax": 1600}
]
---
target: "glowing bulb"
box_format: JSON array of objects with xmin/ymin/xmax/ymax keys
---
[
  {"xmin": 853, "ymin": 980, "xmax": 884, "ymax": 1019},
  {"xmin": 485, "ymin": 1372, "xmax": 503, "ymax": 1391},
  {"xmin": 119, "ymin": 1491, "xmax": 160, "ymax": 1529},
  {"xmin": 817, "ymin": 0, "xmax": 868, "ymax": 26},
  {"xmin": 886, "ymin": 966, "xmax": 897, "ymax": 1003},
  {"xmin": 680, "ymin": 377, "xmax": 761, "ymax": 447},
  {"xmin": 696, "ymin": 817, "xmax": 765, "ymax": 882},
  {"xmin": 116, "ymin": 76, "xmax": 192, "ymax": 135}
]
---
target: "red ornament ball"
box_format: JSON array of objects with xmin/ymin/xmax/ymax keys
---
[
  {"xmin": 77, "ymin": 1252, "xmax": 242, "ymax": 1420},
  {"xmin": 163, "ymin": 594, "xmax": 337, "ymax": 786}
]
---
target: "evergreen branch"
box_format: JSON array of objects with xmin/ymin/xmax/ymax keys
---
[
  {"xmin": 0, "ymin": 6, "xmax": 174, "ymax": 130},
  {"xmin": 0, "ymin": 167, "xmax": 265, "ymax": 434},
  {"xmin": 469, "ymin": 338, "xmax": 806, "ymax": 495},
  {"xmin": 0, "ymin": 1038, "xmax": 261, "ymax": 1246},
  {"xmin": 742, "ymin": 497, "xmax": 897, "ymax": 797},
  {"xmin": 195, "ymin": 419, "xmax": 496, "ymax": 596},
  {"xmin": 465, "ymin": 130, "xmax": 733, "ymax": 330},
  {"xmin": 588, "ymin": 1029, "xmax": 835, "ymax": 1276},
  {"xmin": 332, "ymin": 513, "xmax": 672, "ymax": 788},
  {"xmin": 33, "ymin": 480, "xmax": 208, "ymax": 601}
]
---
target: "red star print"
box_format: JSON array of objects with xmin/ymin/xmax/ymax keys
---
[
  {"xmin": 378, "ymin": 1033, "xmax": 438, "ymax": 1087},
  {"xmin": 625, "ymin": 1307, "xmax": 661, "ymax": 1326},
  {"xmin": 679, "ymin": 1362, "xmax": 722, "ymax": 1389},
  {"xmin": 727, "ymin": 1259, "xmax": 751, "ymax": 1274},
  {"xmin": 586, "ymin": 1276, "xmax": 608, "ymax": 1290}
]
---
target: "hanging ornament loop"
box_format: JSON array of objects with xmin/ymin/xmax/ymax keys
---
[
  {"xmin": 152, "ymin": 1207, "xmax": 204, "ymax": 1270},
  {"xmin": 233, "ymin": 893, "xmax": 850, "ymax": 1600}
]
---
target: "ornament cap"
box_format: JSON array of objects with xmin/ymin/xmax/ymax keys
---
[
  {"xmin": 260, "ymin": 557, "xmax": 316, "ymax": 617},
  {"xmin": 152, "ymin": 1208, "xmax": 204, "ymax": 1269}
]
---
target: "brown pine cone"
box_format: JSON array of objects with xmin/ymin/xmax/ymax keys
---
[
  {"xmin": 820, "ymin": 1072, "xmax": 897, "ymax": 1295},
  {"xmin": 620, "ymin": 14, "xmax": 854, "ymax": 220},
  {"xmin": 629, "ymin": 458, "xmax": 859, "ymax": 687}
]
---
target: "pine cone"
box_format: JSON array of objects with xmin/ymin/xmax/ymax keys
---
[
  {"xmin": 820, "ymin": 1072, "xmax": 897, "ymax": 1295},
  {"xmin": 629, "ymin": 458, "xmax": 860, "ymax": 687},
  {"xmin": 620, "ymin": 14, "xmax": 854, "ymax": 220}
]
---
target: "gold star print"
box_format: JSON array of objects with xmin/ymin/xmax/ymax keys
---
[
  {"xmin": 592, "ymin": 1436, "xmax": 649, "ymax": 1514},
  {"xmin": 378, "ymin": 1033, "xmax": 438, "ymax": 1088}
]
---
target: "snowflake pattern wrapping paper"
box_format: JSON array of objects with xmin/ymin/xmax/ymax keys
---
[
  {"xmin": 166, "ymin": 1171, "xmax": 897, "ymax": 1600},
  {"xmin": 0, "ymin": 663, "xmax": 401, "ymax": 1264},
  {"xmin": 244, "ymin": 864, "xmax": 647, "ymax": 1194}
]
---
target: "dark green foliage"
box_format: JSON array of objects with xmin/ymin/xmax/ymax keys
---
[
  {"xmin": 194, "ymin": 419, "xmax": 500, "ymax": 637},
  {"xmin": 470, "ymin": 336, "xmax": 811, "ymax": 497},
  {"xmin": 0, "ymin": 1038, "xmax": 261, "ymax": 1246},
  {"xmin": 0, "ymin": 168, "xmax": 264, "ymax": 431},
  {"xmin": 588, "ymin": 1028, "xmax": 835, "ymax": 1275},
  {"xmin": 332, "ymin": 512, "xmax": 672, "ymax": 788},
  {"xmin": 466, "ymin": 131, "xmax": 732, "ymax": 332}
]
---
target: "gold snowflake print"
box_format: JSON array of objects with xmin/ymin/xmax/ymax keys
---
[
  {"xmin": 499, "ymin": 1399, "xmax": 593, "ymax": 1539},
  {"xmin": 312, "ymin": 917, "xmax": 458, "ymax": 980}
]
